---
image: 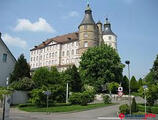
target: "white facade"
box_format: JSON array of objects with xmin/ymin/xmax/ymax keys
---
[
  {"xmin": 30, "ymin": 40, "xmax": 80, "ymax": 71},
  {"xmin": 103, "ymin": 35, "xmax": 117, "ymax": 49},
  {"xmin": 0, "ymin": 33, "xmax": 16, "ymax": 86}
]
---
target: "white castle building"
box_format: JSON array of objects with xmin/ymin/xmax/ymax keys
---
[{"xmin": 30, "ymin": 5, "xmax": 117, "ymax": 71}]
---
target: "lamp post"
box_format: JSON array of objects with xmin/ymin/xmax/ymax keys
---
[
  {"xmin": 143, "ymin": 85, "xmax": 148, "ymax": 114},
  {"xmin": 66, "ymin": 82, "xmax": 69, "ymax": 103},
  {"xmin": 125, "ymin": 60, "xmax": 131, "ymax": 115}
]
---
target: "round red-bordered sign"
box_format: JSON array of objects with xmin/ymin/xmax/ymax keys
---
[
  {"xmin": 118, "ymin": 91, "xmax": 123, "ymax": 97},
  {"xmin": 119, "ymin": 113, "xmax": 125, "ymax": 119}
]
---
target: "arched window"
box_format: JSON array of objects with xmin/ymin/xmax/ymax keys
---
[{"xmin": 84, "ymin": 41, "xmax": 88, "ymax": 47}]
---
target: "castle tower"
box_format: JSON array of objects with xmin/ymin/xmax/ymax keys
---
[
  {"xmin": 96, "ymin": 21, "xmax": 103, "ymax": 45},
  {"xmin": 103, "ymin": 18, "xmax": 117, "ymax": 49},
  {"xmin": 78, "ymin": 4, "xmax": 98, "ymax": 55}
]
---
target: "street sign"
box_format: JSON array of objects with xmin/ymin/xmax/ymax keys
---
[
  {"xmin": 43, "ymin": 91, "xmax": 51, "ymax": 96},
  {"xmin": 118, "ymin": 87, "xmax": 123, "ymax": 92},
  {"xmin": 118, "ymin": 91, "xmax": 123, "ymax": 97}
]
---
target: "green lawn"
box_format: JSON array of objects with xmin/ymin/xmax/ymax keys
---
[{"xmin": 18, "ymin": 103, "xmax": 115, "ymax": 112}]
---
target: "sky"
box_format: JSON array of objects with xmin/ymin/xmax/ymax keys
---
[{"xmin": 0, "ymin": 0, "xmax": 158, "ymax": 79}]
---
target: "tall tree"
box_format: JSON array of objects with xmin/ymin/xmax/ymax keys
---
[
  {"xmin": 79, "ymin": 44, "xmax": 124, "ymax": 92},
  {"xmin": 9, "ymin": 54, "xmax": 30, "ymax": 83},
  {"xmin": 151, "ymin": 55, "xmax": 158, "ymax": 83},
  {"xmin": 138, "ymin": 78, "xmax": 143, "ymax": 88},
  {"xmin": 64, "ymin": 65, "xmax": 82, "ymax": 92},
  {"xmin": 121, "ymin": 76, "xmax": 129, "ymax": 94},
  {"xmin": 130, "ymin": 76, "xmax": 138, "ymax": 92}
]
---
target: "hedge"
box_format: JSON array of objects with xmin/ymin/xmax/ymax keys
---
[
  {"xmin": 151, "ymin": 107, "xmax": 158, "ymax": 114},
  {"xmin": 138, "ymin": 104, "xmax": 158, "ymax": 114}
]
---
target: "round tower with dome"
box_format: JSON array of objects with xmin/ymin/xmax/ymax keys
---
[
  {"xmin": 78, "ymin": 4, "xmax": 99, "ymax": 55},
  {"xmin": 103, "ymin": 18, "xmax": 117, "ymax": 49}
]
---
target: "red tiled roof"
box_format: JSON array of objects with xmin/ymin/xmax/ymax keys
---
[{"xmin": 30, "ymin": 32, "xmax": 79, "ymax": 51}]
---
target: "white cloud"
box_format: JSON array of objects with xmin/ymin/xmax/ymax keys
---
[
  {"xmin": 69, "ymin": 11, "xmax": 79, "ymax": 17},
  {"xmin": 62, "ymin": 11, "xmax": 79, "ymax": 19},
  {"xmin": 14, "ymin": 17, "xmax": 55, "ymax": 33},
  {"xmin": 2, "ymin": 33, "xmax": 27, "ymax": 49}
]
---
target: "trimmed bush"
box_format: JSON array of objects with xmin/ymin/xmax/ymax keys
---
[
  {"xmin": 69, "ymin": 91, "xmax": 95, "ymax": 106},
  {"xmin": 69, "ymin": 92, "xmax": 82, "ymax": 105},
  {"xmin": 151, "ymin": 107, "xmax": 158, "ymax": 114},
  {"xmin": 137, "ymin": 104, "xmax": 151, "ymax": 113},
  {"xmin": 131, "ymin": 97, "xmax": 138, "ymax": 113},
  {"xmin": 119, "ymin": 104, "xmax": 130, "ymax": 114},
  {"xmin": 103, "ymin": 95, "xmax": 111, "ymax": 104}
]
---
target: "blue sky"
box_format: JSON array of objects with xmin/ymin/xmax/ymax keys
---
[{"xmin": 0, "ymin": 0, "xmax": 158, "ymax": 79}]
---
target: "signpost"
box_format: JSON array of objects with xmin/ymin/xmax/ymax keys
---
[
  {"xmin": 43, "ymin": 90, "xmax": 51, "ymax": 114},
  {"xmin": 118, "ymin": 86, "xmax": 123, "ymax": 97}
]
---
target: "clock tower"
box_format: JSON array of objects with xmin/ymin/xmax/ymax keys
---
[{"xmin": 78, "ymin": 4, "xmax": 99, "ymax": 55}]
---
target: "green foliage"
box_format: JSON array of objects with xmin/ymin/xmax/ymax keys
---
[
  {"xmin": 9, "ymin": 54, "xmax": 30, "ymax": 83},
  {"xmin": 103, "ymin": 95, "xmax": 111, "ymax": 104},
  {"xmin": 64, "ymin": 65, "xmax": 82, "ymax": 92},
  {"xmin": 119, "ymin": 104, "xmax": 130, "ymax": 114},
  {"xmin": 137, "ymin": 104, "xmax": 151, "ymax": 113},
  {"xmin": 0, "ymin": 87, "xmax": 11, "ymax": 100},
  {"xmin": 79, "ymin": 44, "xmax": 124, "ymax": 92},
  {"xmin": 151, "ymin": 55, "xmax": 158, "ymax": 83},
  {"xmin": 151, "ymin": 107, "xmax": 158, "ymax": 114},
  {"xmin": 144, "ymin": 72, "xmax": 155, "ymax": 84},
  {"xmin": 131, "ymin": 97, "xmax": 138, "ymax": 113},
  {"xmin": 69, "ymin": 90, "xmax": 95, "ymax": 106},
  {"xmin": 32, "ymin": 67, "xmax": 50, "ymax": 88},
  {"xmin": 138, "ymin": 78, "xmax": 143, "ymax": 88},
  {"xmin": 9, "ymin": 77, "xmax": 35, "ymax": 91},
  {"xmin": 107, "ymin": 82, "xmax": 119, "ymax": 95},
  {"xmin": 121, "ymin": 76, "xmax": 129, "ymax": 94},
  {"xmin": 30, "ymin": 67, "xmax": 66, "ymax": 106},
  {"xmin": 29, "ymin": 87, "xmax": 47, "ymax": 106},
  {"xmin": 130, "ymin": 76, "xmax": 139, "ymax": 92},
  {"xmin": 69, "ymin": 92, "xmax": 82, "ymax": 105},
  {"xmin": 138, "ymin": 84, "xmax": 158, "ymax": 106}
]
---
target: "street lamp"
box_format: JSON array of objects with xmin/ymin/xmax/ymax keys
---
[
  {"xmin": 143, "ymin": 85, "xmax": 148, "ymax": 114},
  {"xmin": 125, "ymin": 60, "xmax": 131, "ymax": 115},
  {"xmin": 66, "ymin": 82, "xmax": 69, "ymax": 104}
]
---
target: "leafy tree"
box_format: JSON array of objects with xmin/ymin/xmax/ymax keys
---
[
  {"xmin": 130, "ymin": 76, "xmax": 139, "ymax": 92},
  {"xmin": 79, "ymin": 44, "xmax": 124, "ymax": 92},
  {"xmin": 138, "ymin": 84, "xmax": 158, "ymax": 106},
  {"xmin": 144, "ymin": 72, "xmax": 155, "ymax": 85},
  {"xmin": 9, "ymin": 54, "xmax": 30, "ymax": 83},
  {"xmin": 151, "ymin": 55, "xmax": 158, "ymax": 83},
  {"xmin": 64, "ymin": 65, "xmax": 82, "ymax": 92},
  {"xmin": 107, "ymin": 82, "xmax": 119, "ymax": 95},
  {"xmin": 138, "ymin": 78, "xmax": 143, "ymax": 88},
  {"xmin": 9, "ymin": 77, "xmax": 35, "ymax": 91},
  {"xmin": 131, "ymin": 97, "xmax": 138, "ymax": 113},
  {"xmin": 122, "ymin": 76, "xmax": 129, "ymax": 94},
  {"xmin": 32, "ymin": 67, "xmax": 50, "ymax": 88}
]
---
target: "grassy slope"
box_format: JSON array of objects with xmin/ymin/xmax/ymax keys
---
[{"xmin": 19, "ymin": 103, "xmax": 115, "ymax": 112}]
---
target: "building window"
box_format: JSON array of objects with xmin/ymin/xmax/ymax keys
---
[
  {"xmin": 49, "ymin": 53, "xmax": 51, "ymax": 58},
  {"xmin": 55, "ymin": 52, "xmax": 57, "ymax": 57},
  {"xmin": 2, "ymin": 53, "xmax": 7, "ymax": 62},
  {"xmin": 72, "ymin": 42, "xmax": 74, "ymax": 46},
  {"xmin": 72, "ymin": 50, "xmax": 74, "ymax": 55},
  {"xmin": 84, "ymin": 25, "xmax": 87, "ymax": 30},
  {"xmin": 76, "ymin": 49, "xmax": 79, "ymax": 54},
  {"xmin": 84, "ymin": 41, "xmax": 88, "ymax": 47},
  {"xmin": 52, "ymin": 53, "xmax": 54, "ymax": 57},
  {"xmin": 109, "ymin": 36, "xmax": 112, "ymax": 40},
  {"xmin": 67, "ymin": 51, "xmax": 70, "ymax": 56},
  {"xmin": 62, "ymin": 51, "xmax": 65, "ymax": 56}
]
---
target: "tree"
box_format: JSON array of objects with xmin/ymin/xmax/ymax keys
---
[
  {"xmin": 121, "ymin": 76, "xmax": 129, "ymax": 94},
  {"xmin": 130, "ymin": 76, "xmax": 139, "ymax": 92},
  {"xmin": 9, "ymin": 54, "xmax": 30, "ymax": 83},
  {"xmin": 138, "ymin": 78, "xmax": 143, "ymax": 88},
  {"xmin": 138, "ymin": 84, "xmax": 158, "ymax": 106},
  {"xmin": 144, "ymin": 72, "xmax": 155, "ymax": 84},
  {"xmin": 64, "ymin": 65, "xmax": 82, "ymax": 92},
  {"xmin": 79, "ymin": 44, "xmax": 124, "ymax": 92},
  {"xmin": 32, "ymin": 67, "xmax": 50, "ymax": 88},
  {"xmin": 131, "ymin": 97, "xmax": 138, "ymax": 113},
  {"xmin": 107, "ymin": 82, "xmax": 119, "ymax": 95},
  {"xmin": 151, "ymin": 55, "xmax": 158, "ymax": 83}
]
